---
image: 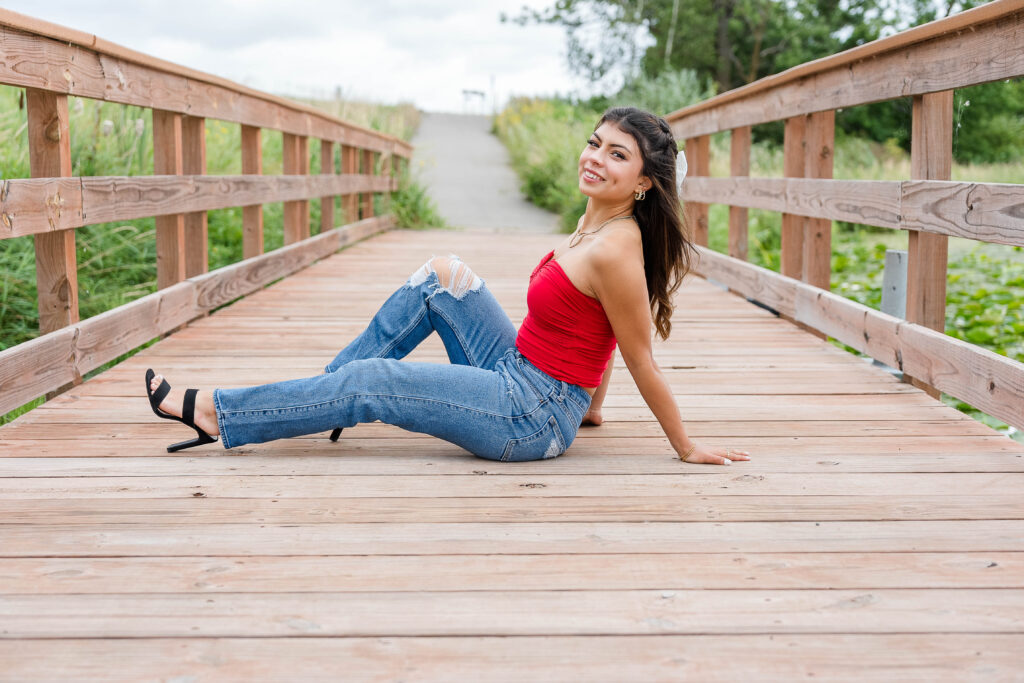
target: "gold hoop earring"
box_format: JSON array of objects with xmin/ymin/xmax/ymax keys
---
[{"xmin": 634, "ymin": 189, "xmax": 646, "ymax": 201}]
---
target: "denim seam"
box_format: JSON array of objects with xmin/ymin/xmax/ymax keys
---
[
  {"xmin": 212, "ymin": 389, "xmax": 232, "ymax": 450},
  {"xmin": 430, "ymin": 300, "xmax": 477, "ymax": 367},
  {"xmin": 218, "ymin": 392, "xmax": 539, "ymax": 422},
  {"xmin": 376, "ymin": 301, "xmax": 429, "ymax": 360}
]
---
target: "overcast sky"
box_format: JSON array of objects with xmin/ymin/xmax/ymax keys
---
[{"xmin": 2, "ymin": 0, "xmax": 578, "ymax": 112}]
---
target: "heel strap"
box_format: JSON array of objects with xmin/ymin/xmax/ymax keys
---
[{"xmin": 183, "ymin": 388, "xmax": 198, "ymax": 427}]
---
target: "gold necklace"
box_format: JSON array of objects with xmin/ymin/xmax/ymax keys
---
[{"xmin": 568, "ymin": 214, "xmax": 635, "ymax": 248}]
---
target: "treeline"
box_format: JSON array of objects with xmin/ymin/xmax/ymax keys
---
[{"xmin": 507, "ymin": 0, "xmax": 1024, "ymax": 163}]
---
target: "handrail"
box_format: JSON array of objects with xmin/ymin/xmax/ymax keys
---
[
  {"xmin": 0, "ymin": 10, "xmax": 413, "ymax": 415},
  {"xmin": 665, "ymin": 0, "xmax": 1024, "ymax": 432}
]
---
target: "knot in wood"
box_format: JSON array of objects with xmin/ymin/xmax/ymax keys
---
[{"xmin": 45, "ymin": 118, "xmax": 62, "ymax": 143}]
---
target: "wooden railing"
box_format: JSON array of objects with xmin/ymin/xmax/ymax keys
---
[
  {"xmin": 0, "ymin": 9, "xmax": 413, "ymax": 415},
  {"xmin": 666, "ymin": 0, "xmax": 1024, "ymax": 432}
]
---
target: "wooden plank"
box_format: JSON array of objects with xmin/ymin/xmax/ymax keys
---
[
  {"xmin": 320, "ymin": 139, "xmax": 334, "ymax": 233},
  {"xmin": 282, "ymin": 133, "xmax": 305, "ymax": 245},
  {"xmin": 0, "ymin": 217, "xmax": 393, "ymax": 414},
  {"xmin": 240, "ymin": 125, "xmax": 263, "ymax": 259},
  {"xmin": 907, "ymin": 90, "xmax": 953, "ymax": 398},
  {"xmin": 3, "ymin": 552, "xmax": 1021, "ymax": 593},
  {"xmin": 342, "ymin": 145, "xmax": 359, "ymax": 223},
  {"xmin": 691, "ymin": 246, "xmax": 1024, "ymax": 431},
  {"xmin": 683, "ymin": 135, "xmax": 709, "ymax": 245},
  {"xmin": 802, "ymin": 110, "xmax": 833, "ymax": 292},
  {"xmin": 152, "ymin": 109, "xmax": 186, "ymax": 290},
  {"xmin": 728, "ymin": 126, "xmax": 750, "ymax": 260},
  {"xmin": 181, "ymin": 115, "xmax": 208, "ymax": 277},
  {"xmin": 5, "ymin": 520, "xmax": 1022, "ymax": 557},
  {"xmin": 25, "ymin": 88, "xmax": 78, "ymax": 335},
  {"xmin": 0, "ymin": 21, "xmax": 411, "ymax": 156},
  {"xmin": 2, "ymin": 589, "xmax": 1023, "ymax": 638},
  {"xmin": 360, "ymin": 148, "xmax": 375, "ymax": 219},
  {"xmin": 1, "ymin": 635, "xmax": 1021, "ymax": 681},
  {"xmin": 666, "ymin": 6, "xmax": 1024, "ymax": 137},
  {"xmin": 780, "ymin": 115, "xmax": 805, "ymax": 280},
  {"xmin": 0, "ymin": 493, "xmax": 1018, "ymax": 524}
]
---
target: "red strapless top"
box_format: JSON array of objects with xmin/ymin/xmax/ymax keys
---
[{"xmin": 515, "ymin": 250, "xmax": 617, "ymax": 387}]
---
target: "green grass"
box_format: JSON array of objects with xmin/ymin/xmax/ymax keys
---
[{"xmin": 1, "ymin": 85, "xmax": 430, "ymax": 425}]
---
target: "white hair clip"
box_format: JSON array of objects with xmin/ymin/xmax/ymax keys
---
[{"xmin": 675, "ymin": 149, "xmax": 688, "ymax": 194}]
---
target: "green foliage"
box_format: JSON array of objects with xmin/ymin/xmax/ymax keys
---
[
  {"xmin": 391, "ymin": 170, "xmax": 448, "ymax": 230},
  {"xmin": 615, "ymin": 69, "xmax": 717, "ymax": 117}
]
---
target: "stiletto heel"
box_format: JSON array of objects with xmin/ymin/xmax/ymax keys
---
[
  {"xmin": 329, "ymin": 428, "xmax": 342, "ymax": 442},
  {"xmin": 146, "ymin": 369, "xmax": 219, "ymax": 453}
]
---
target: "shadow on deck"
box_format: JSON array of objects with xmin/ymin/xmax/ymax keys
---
[{"xmin": 1, "ymin": 229, "xmax": 1022, "ymax": 679}]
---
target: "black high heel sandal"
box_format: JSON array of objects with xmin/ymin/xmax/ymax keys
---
[{"xmin": 145, "ymin": 369, "xmax": 219, "ymax": 452}]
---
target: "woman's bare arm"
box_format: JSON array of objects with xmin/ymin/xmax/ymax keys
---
[{"xmin": 589, "ymin": 231, "xmax": 750, "ymax": 465}]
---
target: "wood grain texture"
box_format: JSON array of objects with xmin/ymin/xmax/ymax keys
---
[
  {"xmin": 781, "ymin": 115, "xmax": 805, "ymax": 280},
  {"xmin": 320, "ymin": 139, "xmax": 334, "ymax": 233},
  {"xmin": 0, "ymin": 21, "xmax": 411, "ymax": 156},
  {"xmin": 728, "ymin": 126, "xmax": 750, "ymax": 260},
  {"xmin": 152, "ymin": 109, "xmax": 186, "ymax": 290},
  {"xmin": 667, "ymin": 6, "xmax": 1024, "ymax": 137},
  {"xmin": 181, "ymin": 115, "xmax": 208, "ymax": 278},
  {"xmin": 2, "ymin": 229, "xmax": 1022, "ymax": 678},
  {"xmin": 240, "ymin": 125, "xmax": 263, "ymax": 259},
  {"xmin": 683, "ymin": 135, "xmax": 710, "ymax": 245}
]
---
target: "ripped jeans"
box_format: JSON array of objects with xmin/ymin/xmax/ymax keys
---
[{"xmin": 212, "ymin": 257, "xmax": 592, "ymax": 461}]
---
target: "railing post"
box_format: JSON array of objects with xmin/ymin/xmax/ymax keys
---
[
  {"xmin": 781, "ymin": 115, "xmax": 805, "ymax": 280},
  {"xmin": 361, "ymin": 149, "xmax": 376, "ymax": 219},
  {"xmin": 342, "ymin": 145, "xmax": 359, "ymax": 223},
  {"xmin": 321, "ymin": 140, "xmax": 335, "ymax": 233},
  {"xmin": 282, "ymin": 133, "xmax": 309, "ymax": 244},
  {"xmin": 683, "ymin": 135, "xmax": 710, "ymax": 245},
  {"xmin": 182, "ymin": 115, "xmax": 207, "ymax": 277},
  {"xmin": 25, "ymin": 88, "xmax": 78, "ymax": 336},
  {"xmin": 241, "ymin": 125, "xmax": 263, "ymax": 259},
  {"xmin": 728, "ymin": 126, "xmax": 751, "ymax": 260},
  {"xmin": 907, "ymin": 90, "xmax": 953, "ymax": 398},
  {"xmin": 153, "ymin": 110, "xmax": 186, "ymax": 290},
  {"xmin": 803, "ymin": 110, "xmax": 834, "ymax": 291}
]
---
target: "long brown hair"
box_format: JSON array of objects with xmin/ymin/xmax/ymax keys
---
[{"xmin": 596, "ymin": 107, "xmax": 696, "ymax": 340}]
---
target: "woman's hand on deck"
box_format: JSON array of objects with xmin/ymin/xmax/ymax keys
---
[
  {"xmin": 581, "ymin": 407, "xmax": 603, "ymax": 426},
  {"xmin": 680, "ymin": 442, "xmax": 751, "ymax": 466}
]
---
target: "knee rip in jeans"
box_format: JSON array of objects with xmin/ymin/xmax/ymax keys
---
[{"xmin": 407, "ymin": 255, "xmax": 483, "ymax": 300}]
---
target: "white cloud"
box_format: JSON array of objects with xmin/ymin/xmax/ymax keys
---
[{"xmin": 2, "ymin": 0, "xmax": 576, "ymax": 111}]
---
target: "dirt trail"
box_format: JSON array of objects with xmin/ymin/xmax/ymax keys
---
[{"xmin": 410, "ymin": 113, "xmax": 560, "ymax": 232}]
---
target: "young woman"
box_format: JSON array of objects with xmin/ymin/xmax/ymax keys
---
[{"xmin": 146, "ymin": 107, "xmax": 751, "ymax": 466}]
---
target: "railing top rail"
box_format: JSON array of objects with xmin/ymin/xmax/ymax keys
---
[
  {"xmin": 0, "ymin": 8, "xmax": 412, "ymax": 157},
  {"xmin": 665, "ymin": 0, "xmax": 1024, "ymax": 131}
]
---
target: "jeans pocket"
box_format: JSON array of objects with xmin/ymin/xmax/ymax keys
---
[{"xmin": 500, "ymin": 416, "xmax": 566, "ymax": 462}]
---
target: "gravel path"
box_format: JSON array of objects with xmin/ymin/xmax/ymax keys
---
[{"xmin": 410, "ymin": 113, "xmax": 560, "ymax": 232}]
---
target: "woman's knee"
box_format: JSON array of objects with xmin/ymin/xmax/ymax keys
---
[{"xmin": 409, "ymin": 256, "xmax": 482, "ymax": 299}]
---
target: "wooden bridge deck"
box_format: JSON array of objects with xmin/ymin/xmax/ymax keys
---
[{"xmin": 1, "ymin": 229, "xmax": 1023, "ymax": 680}]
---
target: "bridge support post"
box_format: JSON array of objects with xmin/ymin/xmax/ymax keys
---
[
  {"xmin": 321, "ymin": 140, "xmax": 335, "ymax": 233},
  {"xmin": 906, "ymin": 90, "xmax": 953, "ymax": 399},
  {"xmin": 781, "ymin": 115, "xmax": 805, "ymax": 280},
  {"xmin": 342, "ymin": 145, "xmax": 359, "ymax": 223},
  {"xmin": 241, "ymin": 125, "xmax": 264, "ymax": 259},
  {"xmin": 182, "ymin": 115, "xmax": 208, "ymax": 277},
  {"xmin": 802, "ymin": 110, "xmax": 834, "ymax": 296},
  {"xmin": 26, "ymin": 88, "xmax": 78, "ymax": 335},
  {"xmin": 361, "ymin": 149, "xmax": 376, "ymax": 219},
  {"xmin": 683, "ymin": 135, "xmax": 710, "ymax": 246},
  {"xmin": 153, "ymin": 110, "xmax": 187, "ymax": 290},
  {"xmin": 283, "ymin": 133, "xmax": 310, "ymax": 244},
  {"xmin": 728, "ymin": 126, "xmax": 751, "ymax": 261}
]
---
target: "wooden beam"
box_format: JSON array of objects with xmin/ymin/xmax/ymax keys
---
[
  {"xmin": 360, "ymin": 149, "xmax": 375, "ymax": 219},
  {"xmin": 0, "ymin": 216, "xmax": 396, "ymax": 415},
  {"xmin": 906, "ymin": 90, "xmax": 953, "ymax": 398},
  {"xmin": 282, "ymin": 133, "xmax": 309, "ymax": 245},
  {"xmin": 0, "ymin": 22, "xmax": 412, "ymax": 156},
  {"xmin": 342, "ymin": 146, "xmax": 359, "ymax": 223},
  {"xmin": 666, "ymin": 6, "xmax": 1024, "ymax": 137},
  {"xmin": 25, "ymin": 88, "xmax": 78, "ymax": 336},
  {"xmin": 181, "ymin": 115, "xmax": 207, "ymax": 277},
  {"xmin": 682, "ymin": 136, "xmax": 710, "ymax": 246},
  {"xmin": 152, "ymin": 110, "xmax": 186, "ymax": 290},
  {"xmin": 321, "ymin": 140, "xmax": 335, "ymax": 234},
  {"xmin": 728, "ymin": 126, "xmax": 750, "ymax": 261},
  {"xmin": 781, "ymin": 116, "xmax": 805, "ymax": 280},
  {"xmin": 240, "ymin": 125, "xmax": 263, "ymax": 259},
  {"xmin": 802, "ymin": 110, "xmax": 834, "ymax": 292}
]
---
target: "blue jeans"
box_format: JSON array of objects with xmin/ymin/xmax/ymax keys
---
[{"xmin": 212, "ymin": 258, "xmax": 592, "ymax": 461}]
